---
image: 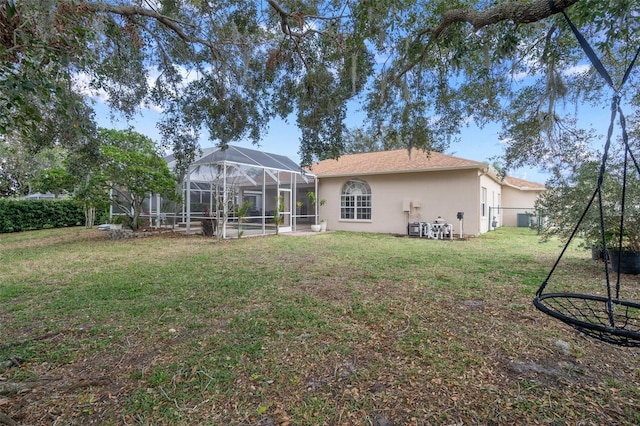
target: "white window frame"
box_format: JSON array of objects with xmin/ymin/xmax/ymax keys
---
[
  {"xmin": 340, "ymin": 179, "xmax": 372, "ymax": 221},
  {"xmin": 481, "ymin": 186, "xmax": 487, "ymax": 217}
]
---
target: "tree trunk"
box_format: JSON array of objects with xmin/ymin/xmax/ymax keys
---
[
  {"xmin": 84, "ymin": 205, "xmax": 95, "ymax": 228},
  {"xmin": 421, "ymin": 0, "xmax": 582, "ymax": 38}
]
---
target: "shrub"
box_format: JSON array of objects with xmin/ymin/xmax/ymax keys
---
[{"xmin": 0, "ymin": 199, "xmax": 84, "ymax": 233}]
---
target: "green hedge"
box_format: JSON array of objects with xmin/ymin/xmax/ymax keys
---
[{"xmin": 0, "ymin": 199, "xmax": 85, "ymax": 233}]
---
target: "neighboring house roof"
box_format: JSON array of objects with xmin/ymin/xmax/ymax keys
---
[
  {"xmin": 309, "ymin": 149, "xmax": 488, "ymax": 177},
  {"xmin": 22, "ymin": 192, "xmax": 63, "ymax": 200},
  {"xmin": 502, "ymin": 176, "xmax": 546, "ymax": 191}
]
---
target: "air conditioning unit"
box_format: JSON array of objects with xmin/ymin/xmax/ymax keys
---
[{"xmin": 408, "ymin": 222, "xmax": 422, "ymax": 237}]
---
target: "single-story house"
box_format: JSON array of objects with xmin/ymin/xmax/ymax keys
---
[
  {"xmin": 500, "ymin": 176, "xmax": 547, "ymax": 228},
  {"xmin": 309, "ymin": 149, "xmax": 545, "ymax": 237}
]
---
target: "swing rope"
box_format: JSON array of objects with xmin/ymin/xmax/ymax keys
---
[{"xmin": 533, "ymin": 2, "xmax": 640, "ymax": 346}]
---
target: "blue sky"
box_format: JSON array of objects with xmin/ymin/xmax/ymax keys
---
[{"xmin": 93, "ymin": 97, "xmax": 614, "ymax": 185}]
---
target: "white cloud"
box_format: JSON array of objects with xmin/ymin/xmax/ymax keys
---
[
  {"xmin": 73, "ymin": 64, "xmax": 208, "ymax": 114},
  {"xmin": 461, "ymin": 114, "xmax": 475, "ymax": 126},
  {"xmin": 510, "ymin": 70, "xmax": 529, "ymax": 81},
  {"xmin": 498, "ymin": 137, "xmax": 513, "ymax": 145},
  {"xmin": 562, "ymin": 63, "xmax": 591, "ymax": 77},
  {"xmin": 72, "ymin": 72, "xmax": 109, "ymax": 104}
]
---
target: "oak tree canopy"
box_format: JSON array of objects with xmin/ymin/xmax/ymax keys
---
[{"xmin": 1, "ymin": 0, "xmax": 637, "ymax": 173}]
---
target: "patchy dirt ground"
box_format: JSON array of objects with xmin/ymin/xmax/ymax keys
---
[
  {"xmin": 2, "ymin": 230, "xmax": 640, "ymax": 425},
  {"xmin": 3, "ymin": 311, "xmax": 638, "ymax": 425}
]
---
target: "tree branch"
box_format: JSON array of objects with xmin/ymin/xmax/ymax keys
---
[
  {"xmin": 265, "ymin": 0, "xmax": 322, "ymax": 38},
  {"xmin": 81, "ymin": 1, "xmax": 220, "ymax": 59},
  {"xmin": 422, "ymin": 0, "xmax": 582, "ymax": 39}
]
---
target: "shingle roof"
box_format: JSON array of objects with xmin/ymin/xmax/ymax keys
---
[
  {"xmin": 309, "ymin": 149, "xmax": 546, "ymax": 189},
  {"xmin": 309, "ymin": 149, "xmax": 486, "ymax": 177},
  {"xmin": 503, "ymin": 176, "xmax": 546, "ymax": 190}
]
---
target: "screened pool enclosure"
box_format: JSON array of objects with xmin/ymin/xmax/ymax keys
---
[{"xmin": 135, "ymin": 145, "xmax": 318, "ymax": 237}]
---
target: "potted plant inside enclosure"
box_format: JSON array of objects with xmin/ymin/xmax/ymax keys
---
[{"xmin": 307, "ymin": 191, "xmax": 326, "ymax": 232}]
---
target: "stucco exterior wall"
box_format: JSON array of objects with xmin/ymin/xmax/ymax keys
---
[
  {"xmin": 317, "ymin": 169, "xmax": 499, "ymax": 236},
  {"xmin": 501, "ymin": 186, "xmax": 543, "ymax": 227},
  {"xmin": 479, "ymin": 173, "xmax": 503, "ymax": 234}
]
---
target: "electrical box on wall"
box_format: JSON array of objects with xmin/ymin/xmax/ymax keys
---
[
  {"xmin": 402, "ymin": 200, "xmax": 410, "ymax": 212},
  {"xmin": 411, "ymin": 200, "xmax": 421, "ymax": 209}
]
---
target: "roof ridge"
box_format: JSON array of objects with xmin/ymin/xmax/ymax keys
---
[
  {"xmin": 319, "ymin": 148, "xmax": 485, "ymax": 164},
  {"xmin": 309, "ymin": 150, "xmax": 548, "ymax": 188}
]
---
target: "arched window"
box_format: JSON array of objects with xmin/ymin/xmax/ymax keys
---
[{"xmin": 340, "ymin": 179, "xmax": 372, "ymax": 220}]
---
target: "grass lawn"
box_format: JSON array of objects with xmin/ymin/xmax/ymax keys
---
[{"xmin": 1, "ymin": 227, "xmax": 639, "ymax": 425}]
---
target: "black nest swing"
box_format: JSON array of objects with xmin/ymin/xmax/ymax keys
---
[{"xmin": 533, "ymin": 5, "xmax": 640, "ymax": 347}]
